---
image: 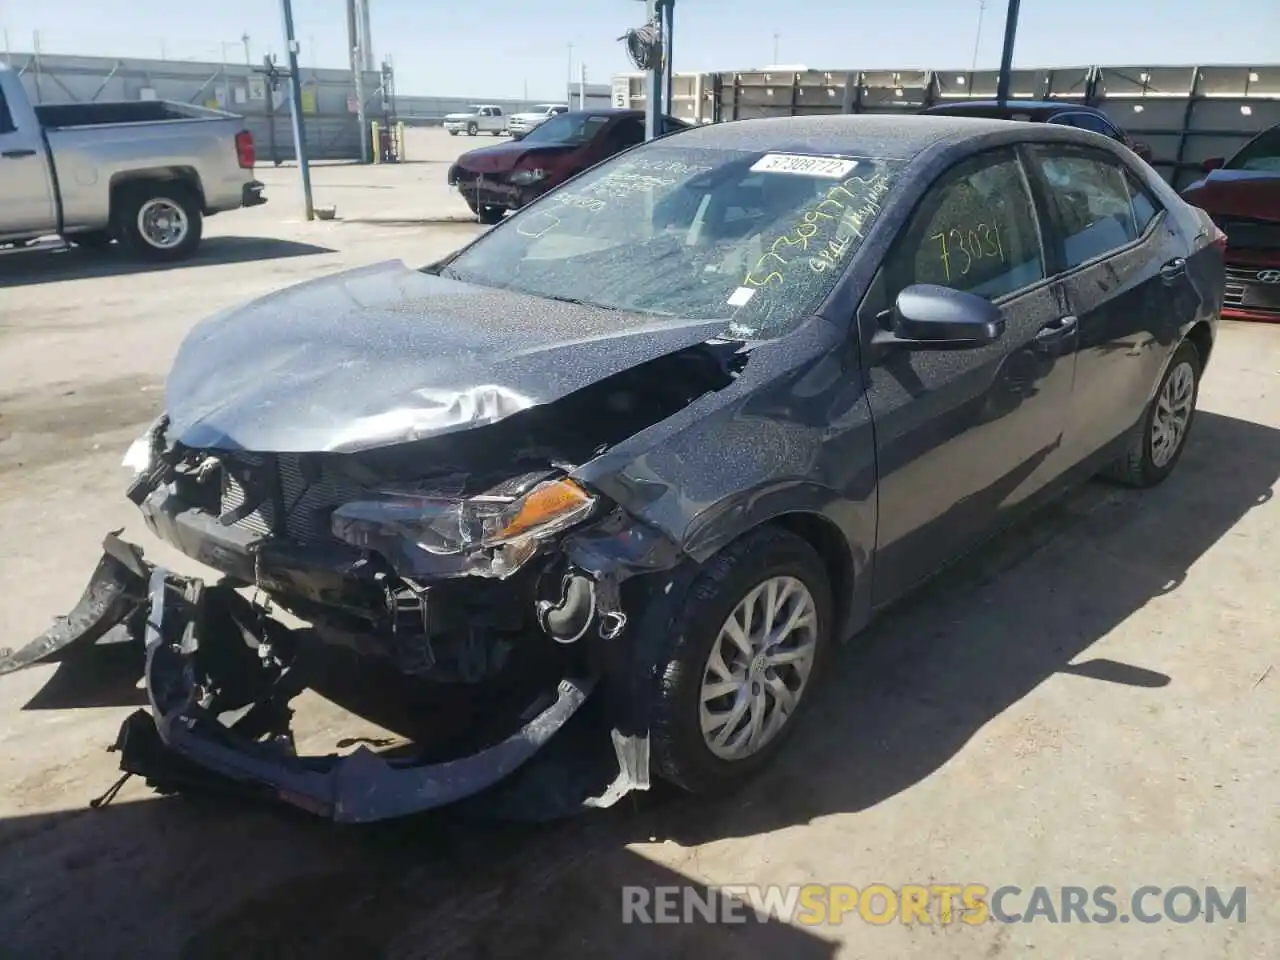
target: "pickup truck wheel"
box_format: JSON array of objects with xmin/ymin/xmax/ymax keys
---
[
  {"xmin": 466, "ymin": 122, "xmax": 478, "ymax": 136},
  {"xmin": 117, "ymin": 185, "xmax": 203, "ymax": 262},
  {"xmin": 449, "ymin": 129, "xmax": 459, "ymax": 136},
  {"xmin": 646, "ymin": 526, "xmax": 833, "ymax": 796},
  {"xmin": 475, "ymin": 205, "xmax": 505, "ymax": 225},
  {"xmin": 1101, "ymin": 340, "xmax": 1201, "ymax": 488}
]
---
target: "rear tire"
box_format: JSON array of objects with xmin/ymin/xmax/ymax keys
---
[
  {"xmin": 466, "ymin": 122, "xmax": 478, "ymax": 136},
  {"xmin": 475, "ymin": 205, "xmax": 505, "ymax": 225},
  {"xmin": 646, "ymin": 526, "xmax": 833, "ymax": 797},
  {"xmin": 448, "ymin": 129, "xmax": 459, "ymax": 136},
  {"xmin": 115, "ymin": 183, "xmax": 203, "ymax": 262},
  {"xmin": 1101, "ymin": 340, "xmax": 1202, "ymax": 488}
]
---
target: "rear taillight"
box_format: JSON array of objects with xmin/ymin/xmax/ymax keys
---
[{"xmin": 235, "ymin": 130, "xmax": 256, "ymax": 169}]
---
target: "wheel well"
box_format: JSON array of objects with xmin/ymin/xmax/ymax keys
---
[
  {"xmin": 109, "ymin": 169, "xmax": 205, "ymax": 220},
  {"xmin": 769, "ymin": 512, "xmax": 855, "ymax": 637},
  {"xmin": 1185, "ymin": 321, "xmax": 1213, "ymax": 368}
]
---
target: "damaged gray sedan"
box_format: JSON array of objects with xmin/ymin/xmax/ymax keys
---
[{"xmin": 6, "ymin": 115, "xmax": 1222, "ymax": 820}]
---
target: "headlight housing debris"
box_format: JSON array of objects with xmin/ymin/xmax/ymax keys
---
[{"xmin": 330, "ymin": 478, "xmax": 596, "ymax": 579}]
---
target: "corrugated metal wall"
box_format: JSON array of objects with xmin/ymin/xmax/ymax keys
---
[
  {"xmin": 615, "ymin": 63, "xmax": 1280, "ymax": 188},
  {"xmin": 3, "ymin": 51, "xmax": 385, "ymax": 161}
]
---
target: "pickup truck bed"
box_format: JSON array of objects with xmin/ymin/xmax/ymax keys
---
[{"xmin": 0, "ymin": 66, "xmax": 265, "ymax": 261}]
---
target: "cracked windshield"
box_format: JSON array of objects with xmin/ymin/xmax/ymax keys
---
[{"xmin": 442, "ymin": 147, "xmax": 905, "ymax": 336}]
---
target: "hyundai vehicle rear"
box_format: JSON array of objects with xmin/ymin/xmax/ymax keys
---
[{"xmin": 1181, "ymin": 123, "xmax": 1280, "ymax": 322}]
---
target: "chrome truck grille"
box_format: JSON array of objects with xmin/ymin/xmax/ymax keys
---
[
  {"xmin": 218, "ymin": 453, "xmax": 367, "ymax": 543},
  {"xmin": 1224, "ymin": 266, "xmax": 1280, "ymax": 315}
]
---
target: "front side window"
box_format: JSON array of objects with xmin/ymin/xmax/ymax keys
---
[
  {"xmin": 0, "ymin": 88, "xmax": 13, "ymax": 134},
  {"xmin": 1227, "ymin": 126, "xmax": 1280, "ymax": 172},
  {"xmin": 1030, "ymin": 146, "xmax": 1155, "ymax": 269},
  {"xmin": 881, "ymin": 148, "xmax": 1045, "ymax": 302},
  {"xmin": 441, "ymin": 146, "xmax": 907, "ymax": 337}
]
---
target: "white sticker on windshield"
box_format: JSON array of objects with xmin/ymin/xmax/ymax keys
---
[
  {"xmin": 727, "ymin": 286, "xmax": 756, "ymax": 307},
  {"xmin": 749, "ymin": 153, "xmax": 859, "ymax": 178}
]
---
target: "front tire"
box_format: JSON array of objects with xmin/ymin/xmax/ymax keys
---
[
  {"xmin": 1101, "ymin": 340, "xmax": 1202, "ymax": 488},
  {"xmin": 647, "ymin": 526, "xmax": 833, "ymax": 796},
  {"xmin": 115, "ymin": 183, "xmax": 203, "ymax": 262}
]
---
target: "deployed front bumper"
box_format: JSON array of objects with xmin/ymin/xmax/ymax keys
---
[{"xmin": 129, "ymin": 564, "xmax": 596, "ymax": 821}]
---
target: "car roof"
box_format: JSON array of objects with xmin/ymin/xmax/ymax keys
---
[{"xmin": 658, "ymin": 113, "xmax": 1032, "ymax": 160}]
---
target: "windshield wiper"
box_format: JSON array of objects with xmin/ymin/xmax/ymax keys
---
[{"xmin": 538, "ymin": 293, "xmax": 618, "ymax": 311}]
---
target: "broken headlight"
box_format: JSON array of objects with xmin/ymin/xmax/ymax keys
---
[{"xmin": 330, "ymin": 478, "xmax": 596, "ymax": 578}]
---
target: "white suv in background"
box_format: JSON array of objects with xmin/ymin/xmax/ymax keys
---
[
  {"xmin": 443, "ymin": 105, "xmax": 507, "ymax": 137},
  {"xmin": 507, "ymin": 103, "xmax": 569, "ymax": 139}
]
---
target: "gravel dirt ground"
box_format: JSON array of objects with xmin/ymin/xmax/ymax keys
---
[{"xmin": 0, "ymin": 129, "xmax": 1276, "ymax": 959}]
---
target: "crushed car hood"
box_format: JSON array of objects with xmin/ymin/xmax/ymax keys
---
[
  {"xmin": 456, "ymin": 141, "xmax": 576, "ymax": 173},
  {"xmin": 164, "ymin": 260, "xmax": 731, "ymax": 454}
]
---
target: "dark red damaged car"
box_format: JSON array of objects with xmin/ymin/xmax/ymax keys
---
[
  {"xmin": 447, "ymin": 108, "xmax": 691, "ymax": 224},
  {"xmin": 1181, "ymin": 123, "xmax": 1280, "ymax": 322}
]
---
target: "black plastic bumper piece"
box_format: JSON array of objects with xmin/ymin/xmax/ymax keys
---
[
  {"xmin": 0, "ymin": 532, "xmax": 150, "ymax": 676},
  {"xmin": 242, "ymin": 180, "xmax": 267, "ymax": 207},
  {"xmin": 128, "ymin": 564, "xmax": 597, "ymax": 822}
]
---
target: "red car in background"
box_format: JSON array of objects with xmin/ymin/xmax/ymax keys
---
[
  {"xmin": 1181, "ymin": 123, "xmax": 1280, "ymax": 322},
  {"xmin": 447, "ymin": 109, "xmax": 690, "ymax": 224}
]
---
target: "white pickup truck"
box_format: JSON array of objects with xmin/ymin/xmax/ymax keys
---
[
  {"xmin": 506, "ymin": 103, "xmax": 569, "ymax": 139},
  {"xmin": 0, "ymin": 65, "xmax": 265, "ymax": 261},
  {"xmin": 443, "ymin": 105, "xmax": 507, "ymax": 137}
]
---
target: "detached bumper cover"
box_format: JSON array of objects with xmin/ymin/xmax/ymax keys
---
[
  {"xmin": 0, "ymin": 533, "xmax": 149, "ymax": 677},
  {"xmin": 125, "ymin": 565, "xmax": 597, "ymax": 822}
]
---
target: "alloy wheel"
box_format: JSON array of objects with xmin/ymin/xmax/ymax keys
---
[{"xmin": 699, "ymin": 575, "xmax": 819, "ymax": 762}]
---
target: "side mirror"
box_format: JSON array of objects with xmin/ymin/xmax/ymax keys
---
[
  {"xmin": 1202, "ymin": 157, "xmax": 1225, "ymax": 172},
  {"xmin": 874, "ymin": 284, "xmax": 1005, "ymax": 351}
]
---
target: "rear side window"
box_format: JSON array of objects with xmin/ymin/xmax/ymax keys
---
[
  {"xmin": 1228, "ymin": 127, "xmax": 1280, "ymax": 172},
  {"xmin": 882, "ymin": 148, "xmax": 1045, "ymax": 301},
  {"xmin": 1066, "ymin": 112, "xmax": 1123, "ymax": 140},
  {"xmin": 1030, "ymin": 147, "xmax": 1157, "ymax": 269}
]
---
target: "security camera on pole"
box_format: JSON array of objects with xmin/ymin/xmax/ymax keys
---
[{"xmin": 621, "ymin": 0, "xmax": 675, "ymax": 141}]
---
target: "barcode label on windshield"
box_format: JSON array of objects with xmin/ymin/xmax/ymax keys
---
[{"xmin": 750, "ymin": 153, "xmax": 858, "ymax": 178}]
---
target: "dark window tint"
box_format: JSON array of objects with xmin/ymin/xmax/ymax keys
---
[
  {"xmin": 1032, "ymin": 147, "xmax": 1154, "ymax": 268},
  {"xmin": 0, "ymin": 88, "xmax": 13, "ymax": 134},
  {"xmin": 1126, "ymin": 171, "xmax": 1160, "ymax": 234},
  {"xmin": 883, "ymin": 149, "xmax": 1045, "ymax": 301},
  {"xmin": 608, "ymin": 117, "xmax": 645, "ymax": 149},
  {"xmin": 1228, "ymin": 126, "xmax": 1280, "ymax": 172},
  {"xmin": 1068, "ymin": 112, "xmax": 1122, "ymax": 139}
]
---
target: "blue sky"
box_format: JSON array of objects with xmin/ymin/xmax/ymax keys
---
[{"xmin": 2, "ymin": 0, "xmax": 1276, "ymax": 99}]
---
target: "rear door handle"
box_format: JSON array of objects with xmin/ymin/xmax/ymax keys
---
[
  {"xmin": 1, "ymin": 148, "xmax": 37, "ymax": 159},
  {"xmin": 1035, "ymin": 315, "xmax": 1079, "ymax": 342},
  {"xmin": 1160, "ymin": 257, "xmax": 1187, "ymax": 282}
]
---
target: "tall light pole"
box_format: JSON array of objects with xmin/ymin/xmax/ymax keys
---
[
  {"xmin": 347, "ymin": 0, "xmax": 370, "ymax": 162},
  {"xmin": 280, "ymin": 0, "xmax": 315, "ymax": 219},
  {"xmin": 772, "ymin": 30, "xmax": 779, "ymax": 65},
  {"xmin": 971, "ymin": 1, "xmax": 985, "ymax": 72},
  {"xmin": 995, "ymin": 0, "xmax": 1022, "ymax": 104}
]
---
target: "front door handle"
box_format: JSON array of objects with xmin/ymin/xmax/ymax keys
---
[
  {"xmin": 1160, "ymin": 257, "xmax": 1187, "ymax": 283},
  {"xmin": 1, "ymin": 148, "xmax": 37, "ymax": 159},
  {"xmin": 1035, "ymin": 315, "xmax": 1079, "ymax": 342}
]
